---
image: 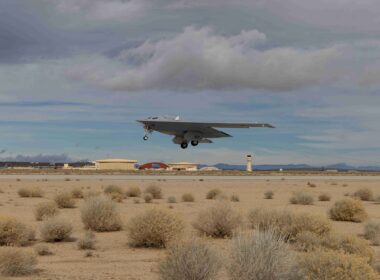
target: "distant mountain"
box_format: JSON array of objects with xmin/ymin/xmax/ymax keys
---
[{"xmin": 199, "ymin": 163, "xmax": 380, "ymax": 171}]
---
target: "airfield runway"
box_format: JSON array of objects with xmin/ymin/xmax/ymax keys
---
[{"xmin": 0, "ymin": 174, "xmax": 379, "ymax": 181}]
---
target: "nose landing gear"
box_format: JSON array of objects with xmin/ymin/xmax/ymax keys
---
[{"xmin": 143, "ymin": 135, "xmax": 149, "ymax": 141}]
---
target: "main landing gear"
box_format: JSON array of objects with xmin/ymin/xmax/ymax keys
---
[
  {"xmin": 191, "ymin": 140, "xmax": 199, "ymax": 146},
  {"xmin": 143, "ymin": 135, "xmax": 149, "ymax": 141},
  {"xmin": 180, "ymin": 142, "xmax": 188, "ymax": 149}
]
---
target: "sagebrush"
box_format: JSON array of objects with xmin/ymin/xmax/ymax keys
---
[
  {"xmin": 34, "ymin": 201, "xmax": 59, "ymax": 221},
  {"xmin": 329, "ymin": 199, "xmax": 368, "ymax": 222},
  {"xmin": 54, "ymin": 192, "xmax": 75, "ymax": 208},
  {"xmin": 40, "ymin": 217, "xmax": 73, "ymax": 242},
  {"xmin": 0, "ymin": 248, "xmax": 37, "ymax": 276},
  {"xmin": 0, "ymin": 216, "xmax": 34, "ymax": 246}
]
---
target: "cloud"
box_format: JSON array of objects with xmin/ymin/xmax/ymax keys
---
[{"xmin": 67, "ymin": 26, "xmax": 343, "ymax": 92}]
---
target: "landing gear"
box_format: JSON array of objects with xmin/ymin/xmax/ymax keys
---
[
  {"xmin": 191, "ymin": 140, "xmax": 199, "ymax": 146},
  {"xmin": 180, "ymin": 142, "xmax": 188, "ymax": 149},
  {"xmin": 143, "ymin": 135, "xmax": 149, "ymax": 141}
]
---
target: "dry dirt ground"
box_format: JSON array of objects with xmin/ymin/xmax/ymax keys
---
[{"xmin": 0, "ymin": 177, "xmax": 379, "ymax": 279}]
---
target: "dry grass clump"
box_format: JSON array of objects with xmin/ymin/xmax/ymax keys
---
[
  {"xmin": 144, "ymin": 193, "xmax": 153, "ymax": 203},
  {"xmin": 104, "ymin": 185, "xmax": 125, "ymax": 202},
  {"xmin": 54, "ymin": 192, "xmax": 76, "ymax": 208},
  {"xmin": 34, "ymin": 244, "xmax": 52, "ymax": 256},
  {"xmin": 206, "ymin": 189, "xmax": 222, "ymax": 199},
  {"xmin": 0, "ymin": 248, "xmax": 37, "ymax": 276},
  {"xmin": 127, "ymin": 208, "xmax": 184, "ymax": 248},
  {"xmin": 144, "ymin": 185, "xmax": 163, "ymax": 199},
  {"xmin": 329, "ymin": 198, "xmax": 368, "ymax": 222},
  {"xmin": 182, "ymin": 193, "xmax": 195, "ymax": 202},
  {"xmin": 126, "ymin": 186, "xmax": 141, "ymax": 197},
  {"xmin": 228, "ymin": 229, "xmax": 294, "ymax": 280},
  {"xmin": 264, "ymin": 190, "xmax": 274, "ymax": 199},
  {"xmin": 17, "ymin": 187, "xmax": 43, "ymax": 198},
  {"xmin": 159, "ymin": 240, "xmax": 221, "ymax": 280},
  {"xmin": 318, "ymin": 193, "xmax": 331, "ymax": 201},
  {"xmin": 193, "ymin": 202, "xmax": 242, "ymax": 238},
  {"xmin": 0, "ymin": 216, "xmax": 34, "ymax": 246},
  {"xmin": 247, "ymin": 208, "xmax": 331, "ymax": 241},
  {"xmin": 77, "ymin": 231, "xmax": 96, "ymax": 250},
  {"xmin": 353, "ymin": 187, "xmax": 374, "ymax": 201},
  {"xmin": 230, "ymin": 194, "xmax": 240, "ymax": 202},
  {"xmin": 289, "ymin": 191, "xmax": 314, "ymax": 205},
  {"xmin": 364, "ymin": 221, "xmax": 380, "ymax": 246},
  {"xmin": 295, "ymin": 250, "xmax": 378, "ymax": 280},
  {"xmin": 34, "ymin": 201, "xmax": 59, "ymax": 221},
  {"xmin": 40, "ymin": 217, "xmax": 73, "ymax": 242},
  {"xmin": 167, "ymin": 196, "xmax": 177, "ymax": 203},
  {"xmin": 81, "ymin": 196, "xmax": 122, "ymax": 232},
  {"xmin": 71, "ymin": 188, "xmax": 84, "ymax": 199}
]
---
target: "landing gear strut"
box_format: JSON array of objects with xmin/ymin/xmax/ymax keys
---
[
  {"xmin": 191, "ymin": 140, "xmax": 199, "ymax": 146},
  {"xmin": 180, "ymin": 142, "xmax": 188, "ymax": 149}
]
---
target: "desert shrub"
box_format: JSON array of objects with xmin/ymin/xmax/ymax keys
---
[
  {"xmin": 84, "ymin": 190, "xmax": 101, "ymax": 198},
  {"xmin": 77, "ymin": 231, "xmax": 96, "ymax": 250},
  {"xmin": 193, "ymin": 202, "xmax": 242, "ymax": 238},
  {"xmin": 144, "ymin": 185, "xmax": 163, "ymax": 199},
  {"xmin": 353, "ymin": 188, "xmax": 374, "ymax": 201},
  {"xmin": 228, "ymin": 229, "xmax": 295, "ymax": 280},
  {"xmin": 206, "ymin": 189, "xmax": 222, "ymax": 199},
  {"xmin": 0, "ymin": 248, "xmax": 37, "ymax": 276},
  {"xmin": 127, "ymin": 208, "xmax": 184, "ymax": 248},
  {"xmin": 364, "ymin": 221, "xmax": 380, "ymax": 246},
  {"xmin": 247, "ymin": 208, "xmax": 331, "ymax": 241},
  {"xmin": 126, "ymin": 186, "xmax": 141, "ymax": 197},
  {"xmin": 375, "ymin": 195, "xmax": 380, "ymax": 204},
  {"xmin": 34, "ymin": 201, "xmax": 59, "ymax": 221},
  {"xmin": 182, "ymin": 193, "xmax": 195, "ymax": 202},
  {"xmin": 81, "ymin": 196, "xmax": 122, "ymax": 232},
  {"xmin": 329, "ymin": 198, "xmax": 368, "ymax": 222},
  {"xmin": 71, "ymin": 188, "xmax": 84, "ymax": 199},
  {"xmin": 289, "ymin": 191, "xmax": 314, "ymax": 205},
  {"xmin": 133, "ymin": 198, "xmax": 140, "ymax": 204},
  {"xmin": 40, "ymin": 217, "xmax": 73, "ymax": 242},
  {"xmin": 34, "ymin": 244, "xmax": 52, "ymax": 256},
  {"xmin": 17, "ymin": 187, "xmax": 43, "ymax": 198},
  {"xmin": 294, "ymin": 231, "xmax": 322, "ymax": 252},
  {"xmin": 295, "ymin": 250, "xmax": 378, "ymax": 280},
  {"xmin": 54, "ymin": 192, "xmax": 75, "ymax": 208},
  {"xmin": 159, "ymin": 239, "xmax": 221, "ymax": 280},
  {"xmin": 307, "ymin": 182, "xmax": 317, "ymax": 188},
  {"xmin": 144, "ymin": 193, "xmax": 153, "ymax": 203},
  {"xmin": 230, "ymin": 194, "xmax": 240, "ymax": 202},
  {"xmin": 318, "ymin": 193, "xmax": 331, "ymax": 201},
  {"xmin": 264, "ymin": 190, "xmax": 274, "ymax": 199},
  {"xmin": 167, "ymin": 196, "xmax": 177, "ymax": 203},
  {"xmin": 104, "ymin": 185, "xmax": 125, "ymax": 202},
  {"xmin": 0, "ymin": 216, "xmax": 34, "ymax": 246}
]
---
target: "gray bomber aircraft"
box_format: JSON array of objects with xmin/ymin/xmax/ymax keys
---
[{"xmin": 137, "ymin": 116, "xmax": 274, "ymax": 149}]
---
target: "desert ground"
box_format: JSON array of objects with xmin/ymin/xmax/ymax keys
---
[{"xmin": 0, "ymin": 175, "xmax": 379, "ymax": 279}]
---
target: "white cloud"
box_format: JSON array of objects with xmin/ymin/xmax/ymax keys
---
[{"xmin": 66, "ymin": 26, "xmax": 343, "ymax": 92}]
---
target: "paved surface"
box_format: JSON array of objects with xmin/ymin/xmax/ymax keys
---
[{"xmin": 0, "ymin": 174, "xmax": 379, "ymax": 181}]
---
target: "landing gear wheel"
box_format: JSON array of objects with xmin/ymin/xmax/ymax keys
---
[
  {"xmin": 180, "ymin": 142, "xmax": 188, "ymax": 149},
  {"xmin": 191, "ymin": 140, "xmax": 199, "ymax": 146},
  {"xmin": 143, "ymin": 135, "xmax": 148, "ymax": 141}
]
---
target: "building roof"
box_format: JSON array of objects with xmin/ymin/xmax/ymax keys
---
[
  {"xmin": 169, "ymin": 162, "xmax": 197, "ymax": 165},
  {"xmin": 96, "ymin": 158, "xmax": 137, "ymax": 163}
]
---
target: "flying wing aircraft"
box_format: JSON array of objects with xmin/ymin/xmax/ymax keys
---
[{"xmin": 137, "ymin": 116, "xmax": 274, "ymax": 149}]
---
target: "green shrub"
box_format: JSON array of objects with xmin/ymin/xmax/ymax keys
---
[
  {"xmin": 296, "ymin": 250, "xmax": 378, "ymax": 280},
  {"xmin": 54, "ymin": 192, "xmax": 75, "ymax": 208},
  {"xmin": 34, "ymin": 201, "xmax": 59, "ymax": 221},
  {"xmin": 126, "ymin": 186, "xmax": 141, "ymax": 197},
  {"xmin": 127, "ymin": 208, "xmax": 184, "ymax": 248},
  {"xmin": 329, "ymin": 199, "xmax": 368, "ymax": 222},
  {"xmin": 364, "ymin": 221, "xmax": 380, "ymax": 246},
  {"xmin": 228, "ymin": 229, "xmax": 294, "ymax": 280},
  {"xmin": 40, "ymin": 217, "xmax": 72, "ymax": 242},
  {"xmin": 0, "ymin": 216, "xmax": 34, "ymax": 246},
  {"xmin": 0, "ymin": 248, "xmax": 37, "ymax": 276},
  {"xmin": 206, "ymin": 189, "xmax": 221, "ymax": 200},
  {"xmin": 182, "ymin": 193, "xmax": 195, "ymax": 202},
  {"xmin": 81, "ymin": 196, "xmax": 122, "ymax": 232},
  {"xmin": 193, "ymin": 202, "xmax": 242, "ymax": 238},
  {"xmin": 144, "ymin": 185, "xmax": 163, "ymax": 199},
  {"xmin": 159, "ymin": 240, "xmax": 221, "ymax": 280},
  {"xmin": 290, "ymin": 191, "xmax": 314, "ymax": 205},
  {"xmin": 353, "ymin": 188, "xmax": 374, "ymax": 201}
]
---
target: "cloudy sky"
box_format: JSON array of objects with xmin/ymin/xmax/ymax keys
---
[{"xmin": 1, "ymin": 0, "xmax": 380, "ymax": 165}]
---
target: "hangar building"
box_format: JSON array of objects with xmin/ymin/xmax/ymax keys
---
[
  {"xmin": 168, "ymin": 162, "xmax": 198, "ymax": 171},
  {"xmin": 95, "ymin": 158, "xmax": 137, "ymax": 170}
]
